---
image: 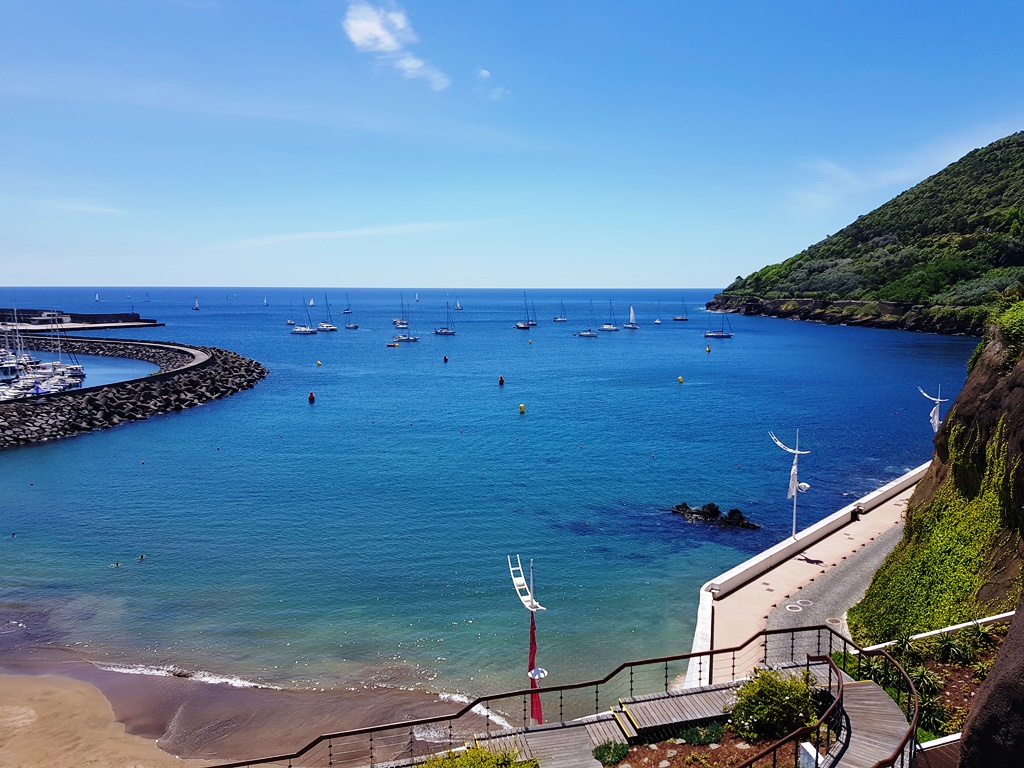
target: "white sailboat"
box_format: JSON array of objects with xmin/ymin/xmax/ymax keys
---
[
  {"xmin": 622, "ymin": 304, "xmax": 640, "ymax": 330},
  {"xmin": 94, "ymin": 292, "xmax": 100, "ymax": 302},
  {"xmin": 192, "ymin": 297, "xmax": 200, "ymax": 311},
  {"xmin": 653, "ymin": 300, "xmax": 662, "ymax": 324},
  {"xmin": 673, "ymin": 297, "xmax": 689, "ymax": 321},
  {"xmin": 576, "ymin": 301, "xmax": 598, "ymax": 337},
  {"xmin": 342, "ymin": 293, "xmax": 353, "ymax": 314},
  {"xmin": 454, "ymin": 297, "xmax": 463, "ymax": 311},
  {"xmin": 599, "ymin": 300, "xmax": 620, "ymax": 332},
  {"xmin": 263, "ymin": 296, "xmax": 268, "ymax": 307},
  {"xmin": 434, "ymin": 302, "xmax": 456, "ymax": 335},
  {"xmin": 290, "ymin": 298, "xmax": 318, "ymax": 334},
  {"xmin": 554, "ymin": 301, "xmax": 568, "ymax": 322},
  {"xmin": 318, "ymin": 295, "xmax": 338, "ymax": 331},
  {"xmin": 516, "ymin": 292, "xmax": 531, "ymax": 330},
  {"xmin": 393, "ymin": 295, "xmax": 418, "ymax": 341},
  {"xmin": 704, "ymin": 312, "xmax": 734, "ymax": 338},
  {"xmin": 309, "ymin": 297, "xmax": 315, "ymax": 307}
]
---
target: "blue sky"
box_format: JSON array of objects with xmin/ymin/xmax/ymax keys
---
[{"xmin": 2, "ymin": 1, "xmax": 1022, "ymax": 289}]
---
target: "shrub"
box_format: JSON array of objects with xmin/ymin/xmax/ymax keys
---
[
  {"xmin": 592, "ymin": 741, "xmax": 629, "ymax": 766},
  {"xmin": 677, "ymin": 721, "xmax": 725, "ymax": 745},
  {"xmin": 933, "ymin": 633, "xmax": 976, "ymax": 665},
  {"xmin": 890, "ymin": 633, "xmax": 925, "ymax": 665},
  {"xmin": 726, "ymin": 668, "xmax": 817, "ymax": 742},
  {"xmin": 961, "ymin": 621, "xmax": 999, "ymax": 649},
  {"xmin": 421, "ymin": 748, "xmax": 539, "ymax": 768},
  {"xmin": 917, "ymin": 695, "xmax": 950, "ymax": 734},
  {"xmin": 907, "ymin": 666, "xmax": 943, "ymax": 696},
  {"xmin": 971, "ymin": 658, "xmax": 995, "ymax": 681}
]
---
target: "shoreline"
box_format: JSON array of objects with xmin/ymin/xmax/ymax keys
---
[{"xmin": 0, "ymin": 652, "xmax": 487, "ymax": 766}]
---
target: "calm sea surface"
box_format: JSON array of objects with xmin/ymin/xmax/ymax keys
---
[{"xmin": 0, "ymin": 288, "xmax": 976, "ymax": 697}]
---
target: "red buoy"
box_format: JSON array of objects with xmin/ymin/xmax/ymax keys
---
[
  {"xmin": 308, "ymin": 391, "xmax": 315, "ymax": 403},
  {"xmin": 498, "ymin": 376, "xmax": 505, "ymax": 386}
]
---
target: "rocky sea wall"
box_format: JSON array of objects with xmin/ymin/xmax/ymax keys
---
[{"xmin": 0, "ymin": 336, "xmax": 267, "ymax": 449}]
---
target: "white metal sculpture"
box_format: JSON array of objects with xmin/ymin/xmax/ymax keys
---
[
  {"xmin": 769, "ymin": 430, "xmax": 811, "ymax": 538},
  {"xmin": 918, "ymin": 386, "xmax": 948, "ymax": 434},
  {"xmin": 508, "ymin": 554, "xmax": 545, "ymax": 612}
]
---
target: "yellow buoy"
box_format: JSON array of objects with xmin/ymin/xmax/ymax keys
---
[
  {"xmin": 317, "ymin": 360, "xmax": 322, "ymax": 366},
  {"xmin": 706, "ymin": 344, "xmax": 711, "ymax": 354},
  {"xmin": 678, "ymin": 376, "xmax": 684, "ymax": 383},
  {"xmin": 519, "ymin": 403, "xmax": 526, "ymax": 414},
  {"xmin": 528, "ymin": 339, "xmax": 533, "ymax": 344}
]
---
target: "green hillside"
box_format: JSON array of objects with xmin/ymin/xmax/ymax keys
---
[{"xmin": 725, "ymin": 132, "xmax": 1024, "ymax": 311}]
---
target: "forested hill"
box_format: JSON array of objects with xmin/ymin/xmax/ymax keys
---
[{"xmin": 712, "ymin": 131, "xmax": 1024, "ymax": 334}]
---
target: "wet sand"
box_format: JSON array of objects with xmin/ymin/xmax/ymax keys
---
[{"xmin": 0, "ymin": 654, "xmax": 488, "ymax": 767}]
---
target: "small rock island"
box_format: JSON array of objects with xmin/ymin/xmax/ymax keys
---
[{"xmin": 672, "ymin": 502, "xmax": 760, "ymax": 529}]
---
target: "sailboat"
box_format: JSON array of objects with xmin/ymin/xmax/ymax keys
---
[
  {"xmin": 575, "ymin": 301, "xmax": 598, "ymax": 337},
  {"xmin": 653, "ymin": 300, "xmax": 662, "ymax": 325},
  {"xmin": 309, "ymin": 297, "xmax": 315, "ymax": 307},
  {"xmin": 263, "ymin": 296, "xmax": 268, "ymax": 307},
  {"xmin": 94, "ymin": 292, "xmax": 100, "ymax": 302},
  {"xmin": 516, "ymin": 292, "xmax": 531, "ymax": 330},
  {"xmin": 192, "ymin": 297, "xmax": 200, "ymax": 311},
  {"xmin": 290, "ymin": 298, "xmax": 318, "ymax": 334},
  {"xmin": 529, "ymin": 301, "xmax": 538, "ymax": 327},
  {"xmin": 622, "ymin": 304, "xmax": 640, "ymax": 330},
  {"xmin": 554, "ymin": 301, "xmax": 568, "ymax": 322},
  {"xmin": 704, "ymin": 313, "xmax": 734, "ymax": 338},
  {"xmin": 145, "ymin": 292, "xmax": 152, "ymax": 303},
  {"xmin": 318, "ymin": 294, "xmax": 338, "ymax": 331},
  {"xmin": 673, "ymin": 297, "xmax": 689, "ymax": 321},
  {"xmin": 393, "ymin": 296, "xmax": 418, "ymax": 342},
  {"xmin": 599, "ymin": 300, "xmax": 620, "ymax": 332},
  {"xmin": 415, "ymin": 292, "xmax": 420, "ymax": 302},
  {"xmin": 434, "ymin": 302, "xmax": 456, "ymax": 335},
  {"xmin": 342, "ymin": 293, "xmax": 353, "ymax": 314},
  {"xmin": 454, "ymin": 297, "xmax": 463, "ymax": 311}
]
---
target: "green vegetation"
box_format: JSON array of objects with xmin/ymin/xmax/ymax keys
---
[
  {"xmin": 725, "ymin": 132, "xmax": 1024, "ymax": 312},
  {"xmin": 724, "ymin": 668, "xmax": 817, "ymax": 742},
  {"xmin": 420, "ymin": 748, "xmax": 539, "ymax": 768},
  {"xmin": 848, "ymin": 420, "xmax": 1018, "ymax": 642},
  {"xmin": 592, "ymin": 741, "xmax": 630, "ymax": 766},
  {"xmin": 678, "ymin": 722, "xmax": 725, "ymax": 746}
]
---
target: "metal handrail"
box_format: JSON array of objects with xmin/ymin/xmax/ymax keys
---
[
  {"xmin": 208, "ymin": 625, "xmax": 918, "ymax": 768},
  {"xmin": 733, "ymin": 654, "xmax": 845, "ymax": 768},
  {"xmin": 862, "ymin": 648, "xmax": 919, "ymax": 768}
]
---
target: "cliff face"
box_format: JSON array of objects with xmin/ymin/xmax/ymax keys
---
[
  {"xmin": 706, "ymin": 294, "xmax": 987, "ymax": 336},
  {"xmin": 848, "ymin": 322, "xmax": 1024, "ymax": 642}
]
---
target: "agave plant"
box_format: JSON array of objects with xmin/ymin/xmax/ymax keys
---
[
  {"xmin": 890, "ymin": 633, "xmax": 925, "ymax": 665},
  {"xmin": 933, "ymin": 632, "xmax": 976, "ymax": 665},
  {"xmin": 907, "ymin": 665, "xmax": 943, "ymax": 696},
  {"xmin": 961, "ymin": 621, "xmax": 998, "ymax": 649}
]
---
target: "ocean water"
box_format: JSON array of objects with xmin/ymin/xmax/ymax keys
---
[{"xmin": 0, "ymin": 287, "xmax": 977, "ymax": 699}]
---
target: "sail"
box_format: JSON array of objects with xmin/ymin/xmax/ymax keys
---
[
  {"xmin": 930, "ymin": 403, "xmax": 941, "ymax": 433},
  {"xmin": 787, "ymin": 453, "xmax": 799, "ymax": 499},
  {"xmin": 629, "ymin": 305, "xmax": 636, "ymax": 324},
  {"xmin": 309, "ymin": 298, "xmax": 315, "ymax": 307}
]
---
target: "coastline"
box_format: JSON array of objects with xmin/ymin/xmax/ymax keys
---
[{"xmin": 0, "ymin": 652, "xmax": 484, "ymax": 766}]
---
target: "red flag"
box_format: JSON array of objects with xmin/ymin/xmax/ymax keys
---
[{"xmin": 529, "ymin": 612, "xmax": 543, "ymax": 723}]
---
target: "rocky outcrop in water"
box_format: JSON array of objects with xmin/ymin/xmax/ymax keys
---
[
  {"xmin": 0, "ymin": 337, "xmax": 267, "ymax": 449},
  {"xmin": 672, "ymin": 502, "xmax": 760, "ymax": 529}
]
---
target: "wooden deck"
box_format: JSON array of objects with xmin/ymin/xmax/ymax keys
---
[{"xmin": 473, "ymin": 665, "xmax": 911, "ymax": 768}]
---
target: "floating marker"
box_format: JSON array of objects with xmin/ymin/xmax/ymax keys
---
[
  {"xmin": 499, "ymin": 376, "xmax": 505, "ymax": 386},
  {"xmin": 308, "ymin": 391, "xmax": 315, "ymax": 404},
  {"xmin": 519, "ymin": 404, "xmax": 525, "ymax": 414},
  {"xmin": 678, "ymin": 376, "xmax": 684, "ymax": 383},
  {"xmin": 706, "ymin": 344, "xmax": 711, "ymax": 354},
  {"xmin": 317, "ymin": 361, "xmax": 322, "ymax": 366}
]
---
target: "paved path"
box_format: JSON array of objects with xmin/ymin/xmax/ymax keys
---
[{"xmin": 712, "ymin": 486, "xmax": 912, "ymax": 651}]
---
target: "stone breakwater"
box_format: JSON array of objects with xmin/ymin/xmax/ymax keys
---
[{"xmin": 0, "ymin": 336, "xmax": 267, "ymax": 449}]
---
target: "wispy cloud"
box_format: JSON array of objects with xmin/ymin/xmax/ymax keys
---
[
  {"xmin": 40, "ymin": 198, "xmax": 126, "ymax": 215},
  {"xmin": 790, "ymin": 124, "xmax": 1020, "ymax": 213},
  {"xmin": 343, "ymin": 2, "xmax": 449, "ymax": 91},
  {"xmin": 475, "ymin": 66, "xmax": 509, "ymax": 102},
  {"xmin": 221, "ymin": 220, "xmax": 470, "ymax": 249}
]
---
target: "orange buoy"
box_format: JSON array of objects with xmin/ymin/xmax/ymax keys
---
[
  {"xmin": 498, "ymin": 376, "xmax": 505, "ymax": 386},
  {"xmin": 308, "ymin": 391, "xmax": 315, "ymax": 403}
]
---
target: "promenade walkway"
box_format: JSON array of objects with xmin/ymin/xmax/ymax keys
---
[{"xmin": 711, "ymin": 486, "xmax": 911, "ymax": 652}]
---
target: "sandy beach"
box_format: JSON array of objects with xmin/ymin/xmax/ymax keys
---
[{"xmin": 0, "ymin": 654, "xmax": 487, "ymax": 768}]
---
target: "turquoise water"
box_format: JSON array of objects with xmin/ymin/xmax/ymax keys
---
[{"xmin": 0, "ymin": 288, "xmax": 976, "ymax": 698}]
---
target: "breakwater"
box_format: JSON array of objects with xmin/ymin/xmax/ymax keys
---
[{"xmin": 0, "ymin": 336, "xmax": 267, "ymax": 449}]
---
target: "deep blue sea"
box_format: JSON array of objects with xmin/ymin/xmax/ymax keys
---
[{"xmin": 0, "ymin": 287, "xmax": 976, "ymax": 698}]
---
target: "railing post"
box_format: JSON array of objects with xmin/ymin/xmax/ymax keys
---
[
  {"xmin": 708, "ymin": 650, "xmax": 714, "ymax": 685},
  {"xmin": 664, "ymin": 660, "xmax": 669, "ymax": 692},
  {"xmin": 327, "ymin": 738, "xmax": 333, "ymax": 767},
  {"xmin": 559, "ymin": 690, "xmax": 564, "ymax": 724},
  {"xmin": 523, "ymin": 695, "xmax": 528, "ymax": 727},
  {"xmin": 595, "ymin": 684, "xmax": 600, "ymax": 715},
  {"xmin": 629, "ymin": 666, "xmax": 634, "ymax": 698},
  {"xmin": 369, "ymin": 733, "xmax": 374, "ymax": 767}
]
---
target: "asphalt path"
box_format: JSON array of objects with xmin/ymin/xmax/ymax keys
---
[{"xmin": 766, "ymin": 519, "xmax": 905, "ymax": 639}]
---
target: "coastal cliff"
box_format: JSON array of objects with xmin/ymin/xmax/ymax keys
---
[
  {"xmin": 848, "ymin": 304, "xmax": 1024, "ymax": 643},
  {"xmin": 715, "ymin": 131, "xmax": 1024, "ymax": 335}
]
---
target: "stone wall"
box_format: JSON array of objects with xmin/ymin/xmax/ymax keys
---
[{"xmin": 0, "ymin": 337, "xmax": 267, "ymax": 449}]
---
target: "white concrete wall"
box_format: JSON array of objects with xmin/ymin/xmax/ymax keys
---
[{"xmin": 685, "ymin": 462, "xmax": 930, "ymax": 687}]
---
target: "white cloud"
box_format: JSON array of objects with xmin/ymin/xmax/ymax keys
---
[
  {"xmin": 221, "ymin": 220, "xmax": 469, "ymax": 249},
  {"xmin": 343, "ymin": 2, "xmax": 449, "ymax": 91},
  {"xmin": 790, "ymin": 124, "xmax": 1021, "ymax": 213},
  {"xmin": 40, "ymin": 198, "xmax": 126, "ymax": 215},
  {"xmin": 474, "ymin": 66, "xmax": 508, "ymax": 101},
  {"xmin": 477, "ymin": 67, "xmax": 491, "ymax": 80}
]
